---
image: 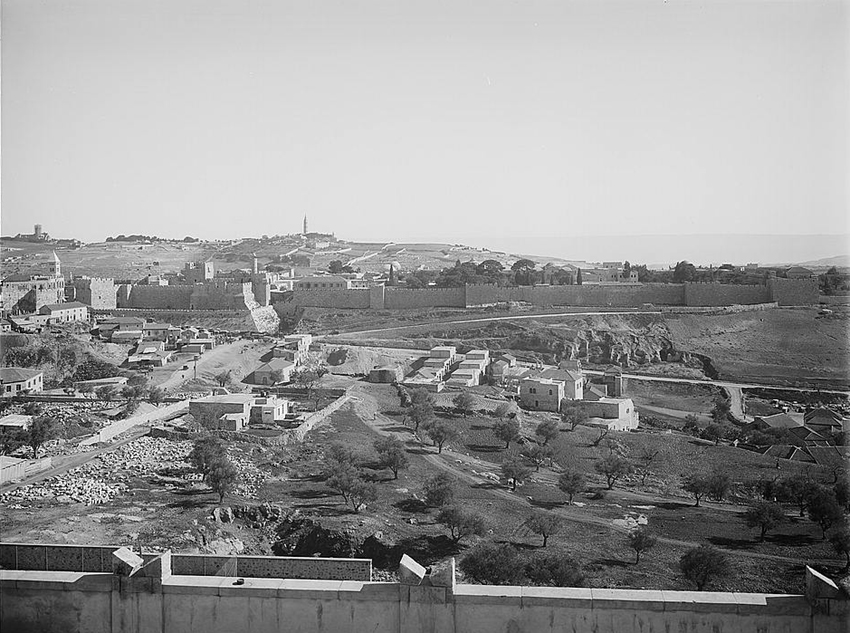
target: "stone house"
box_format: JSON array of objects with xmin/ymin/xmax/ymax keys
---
[
  {"xmin": 519, "ymin": 377, "xmax": 564, "ymax": 412},
  {"xmin": 38, "ymin": 301, "xmax": 89, "ymax": 324},
  {"xmin": 0, "ymin": 368, "xmax": 44, "ymax": 396}
]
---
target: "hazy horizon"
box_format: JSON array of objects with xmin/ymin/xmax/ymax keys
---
[{"xmin": 2, "ymin": 0, "xmax": 848, "ymax": 264}]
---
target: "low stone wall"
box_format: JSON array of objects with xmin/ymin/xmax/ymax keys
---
[{"xmin": 79, "ymin": 401, "xmax": 189, "ymax": 446}]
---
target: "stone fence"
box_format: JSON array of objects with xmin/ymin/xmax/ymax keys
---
[
  {"xmin": 79, "ymin": 401, "xmax": 188, "ymax": 446},
  {"xmin": 1, "ymin": 546, "xmax": 846, "ymax": 633}
]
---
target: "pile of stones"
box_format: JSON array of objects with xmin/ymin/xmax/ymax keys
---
[
  {"xmin": 227, "ymin": 451, "xmax": 267, "ymax": 499},
  {"xmin": 0, "ymin": 437, "xmax": 192, "ymax": 507}
]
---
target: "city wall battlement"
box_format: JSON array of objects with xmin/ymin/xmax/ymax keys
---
[{"xmin": 1, "ymin": 544, "xmax": 846, "ymax": 633}]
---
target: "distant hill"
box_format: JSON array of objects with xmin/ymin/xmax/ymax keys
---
[{"xmin": 793, "ymin": 254, "xmax": 850, "ymax": 269}]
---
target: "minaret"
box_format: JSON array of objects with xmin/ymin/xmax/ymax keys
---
[
  {"xmin": 302, "ymin": 215, "xmax": 308, "ymax": 235},
  {"xmin": 49, "ymin": 251, "xmax": 61, "ymax": 278},
  {"xmin": 251, "ymin": 253, "xmax": 259, "ymax": 275}
]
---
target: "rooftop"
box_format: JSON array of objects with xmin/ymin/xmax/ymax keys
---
[{"xmin": 0, "ymin": 367, "xmax": 43, "ymax": 384}]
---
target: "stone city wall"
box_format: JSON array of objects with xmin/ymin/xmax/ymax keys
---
[
  {"xmin": 118, "ymin": 284, "xmax": 195, "ymax": 310},
  {"xmin": 289, "ymin": 289, "xmax": 372, "ymax": 309},
  {"xmin": 768, "ymin": 277, "xmax": 820, "ymax": 306},
  {"xmin": 682, "ymin": 282, "xmax": 771, "ymax": 307},
  {"xmin": 189, "ymin": 281, "xmax": 251, "ymax": 311},
  {"xmin": 384, "ymin": 287, "xmax": 467, "ymax": 309}
]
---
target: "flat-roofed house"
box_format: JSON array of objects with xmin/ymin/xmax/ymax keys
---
[
  {"xmin": 0, "ymin": 368, "xmax": 44, "ymax": 396},
  {"xmin": 189, "ymin": 393, "xmax": 255, "ymax": 430},
  {"xmin": 583, "ymin": 397, "xmax": 639, "ymax": 431},
  {"xmin": 430, "ymin": 346, "xmax": 457, "ymax": 362}
]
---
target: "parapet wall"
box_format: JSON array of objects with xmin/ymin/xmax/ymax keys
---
[{"xmin": 0, "ymin": 543, "xmax": 370, "ymax": 581}]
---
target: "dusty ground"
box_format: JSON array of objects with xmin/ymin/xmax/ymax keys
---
[{"xmin": 666, "ymin": 308, "xmax": 850, "ymax": 388}]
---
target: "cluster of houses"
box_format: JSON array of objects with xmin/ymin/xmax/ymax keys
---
[
  {"xmin": 744, "ymin": 408, "xmax": 848, "ymax": 467},
  {"xmin": 394, "ymin": 346, "xmax": 639, "ymax": 431},
  {"xmin": 93, "ymin": 316, "xmax": 218, "ymax": 370},
  {"xmin": 249, "ymin": 334, "xmax": 313, "ymax": 386}
]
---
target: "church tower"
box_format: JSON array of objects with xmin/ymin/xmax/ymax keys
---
[
  {"xmin": 302, "ymin": 215, "xmax": 308, "ymax": 235},
  {"xmin": 49, "ymin": 251, "xmax": 61, "ymax": 278}
]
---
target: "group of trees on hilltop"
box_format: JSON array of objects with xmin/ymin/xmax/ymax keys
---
[
  {"xmin": 395, "ymin": 258, "xmax": 808, "ymax": 289},
  {"xmin": 105, "ymin": 234, "xmax": 200, "ymax": 243}
]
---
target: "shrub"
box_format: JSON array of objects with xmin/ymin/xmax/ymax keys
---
[
  {"xmin": 452, "ymin": 392, "xmax": 476, "ymax": 416},
  {"xmin": 24, "ymin": 416, "xmax": 59, "ymax": 459},
  {"xmin": 524, "ymin": 551, "xmax": 585, "ymax": 587},
  {"xmin": 522, "ymin": 443, "xmax": 553, "ymax": 471},
  {"xmin": 525, "ymin": 510, "xmax": 563, "ymax": 547},
  {"xmin": 707, "ymin": 472, "xmax": 732, "ymax": 502},
  {"xmin": 493, "ymin": 418, "xmax": 521, "ymax": 449},
  {"xmin": 423, "ymin": 472, "xmax": 456, "ymax": 508},
  {"xmin": 534, "ymin": 419, "xmax": 560, "ymax": 445},
  {"xmin": 778, "ymin": 474, "xmax": 818, "ymax": 516},
  {"xmin": 501, "ymin": 457, "xmax": 532, "ymax": 491},
  {"xmin": 459, "ymin": 543, "xmax": 525, "ymax": 585},
  {"xmin": 208, "ymin": 456, "xmax": 239, "ymax": 504},
  {"xmin": 807, "ymin": 486, "xmax": 844, "ymax": 539},
  {"xmin": 627, "ymin": 527, "xmax": 657, "ymax": 564},
  {"xmin": 558, "ymin": 470, "xmax": 585, "ymax": 504},
  {"xmin": 437, "ymin": 505, "xmax": 486, "ymax": 544},
  {"xmin": 829, "ymin": 526, "xmax": 850, "ymax": 570},
  {"xmin": 683, "ymin": 473, "xmax": 711, "ymax": 507},
  {"xmin": 680, "ymin": 545, "xmax": 730, "ymax": 590},
  {"xmin": 594, "ymin": 455, "xmax": 632, "ymax": 490},
  {"xmin": 189, "ymin": 436, "xmax": 227, "ymax": 481},
  {"xmin": 373, "ymin": 436, "xmax": 409, "ymax": 479},
  {"xmin": 743, "ymin": 502, "xmax": 786, "ymax": 542},
  {"xmin": 425, "ymin": 420, "xmax": 458, "ymax": 453}
]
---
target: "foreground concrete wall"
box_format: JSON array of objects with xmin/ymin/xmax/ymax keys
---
[{"xmin": 2, "ymin": 572, "xmax": 845, "ymax": 633}]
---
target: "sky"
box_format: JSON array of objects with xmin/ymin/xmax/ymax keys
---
[{"xmin": 2, "ymin": 0, "xmax": 848, "ymax": 265}]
